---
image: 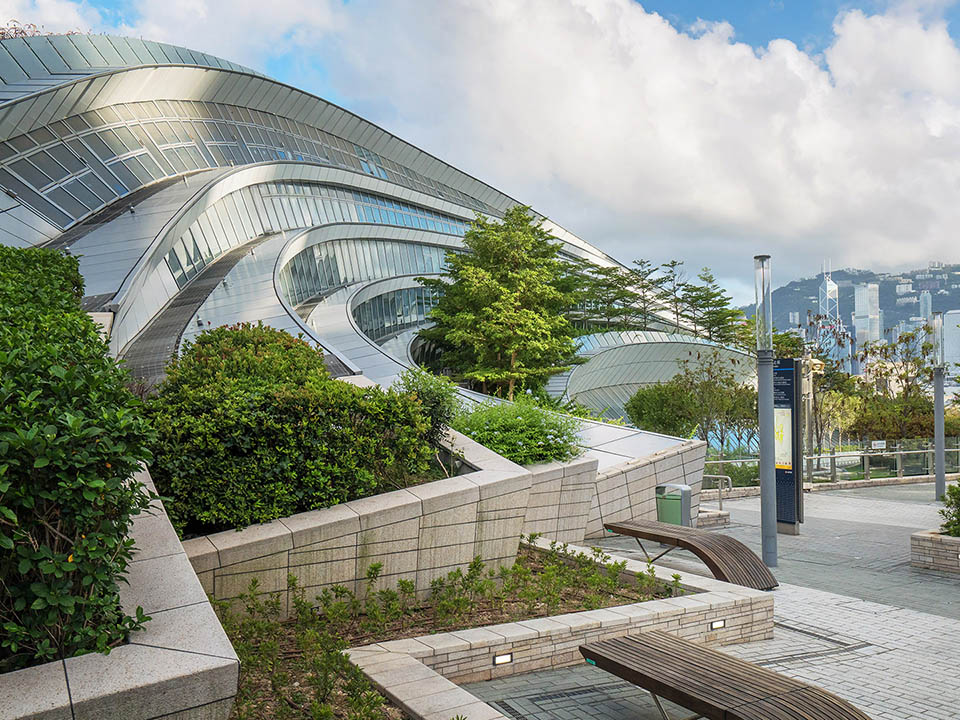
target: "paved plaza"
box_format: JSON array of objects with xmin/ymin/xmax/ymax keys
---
[{"xmin": 464, "ymin": 483, "xmax": 960, "ymax": 720}]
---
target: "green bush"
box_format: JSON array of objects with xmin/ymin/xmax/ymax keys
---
[
  {"xmin": 0, "ymin": 246, "xmax": 154, "ymax": 672},
  {"xmin": 941, "ymin": 484, "xmax": 960, "ymax": 537},
  {"xmin": 394, "ymin": 366, "xmax": 460, "ymax": 447},
  {"xmin": 147, "ymin": 325, "xmax": 433, "ymax": 533},
  {"xmin": 162, "ymin": 321, "xmax": 329, "ymax": 394},
  {"xmin": 451, "ymin": 399, "xmax": 580, "ymax": 465}
]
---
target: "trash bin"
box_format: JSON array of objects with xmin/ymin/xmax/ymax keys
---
[{"xmin": 656, "ymin": 483, "xmax": 692, "ymax": 527}]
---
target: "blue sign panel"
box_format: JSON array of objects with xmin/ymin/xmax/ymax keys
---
[{"xmin": 773, "ymin": 358, "xmax": 803, "ymax": 526}]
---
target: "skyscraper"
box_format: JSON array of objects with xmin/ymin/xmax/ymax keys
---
[
  {"xmin": 854, "ymin": 283, "xmax": 880, "ymax": 346},
  {"xmin": 920, "ymin": 290, "xmax": 933, "ymax": 321}
]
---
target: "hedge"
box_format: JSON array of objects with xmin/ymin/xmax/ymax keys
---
[
  {"xmin": 452, "ymin": 399, "xmax": 581, "ymax": 465},
  {"xmin": 0, "ymin": 246, "xmax": 154, "ymax": 673},
  {"xmin": 147, "ymin": 324, "xmax": 434, "ymax": 533}
]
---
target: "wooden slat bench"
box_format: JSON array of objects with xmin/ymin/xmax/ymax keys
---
[
  {"xmin": 604, "ymin": 519, "xmax": 778, "ymax": 591},
  {"xmin": 580, "ymin": 632, "xmax": 873, "ymax": 720}
]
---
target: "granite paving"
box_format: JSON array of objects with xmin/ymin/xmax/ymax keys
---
[{"xmin": 463, "ymin": 483, "xmax": 960, "ymax": 720}]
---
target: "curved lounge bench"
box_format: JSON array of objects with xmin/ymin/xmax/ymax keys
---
[
  {"xmin": 581, "ymin": 632, "xmax": 873, "ymax": 720},
  {"xmin": 604, "ymin": 519, "xmax": 778, "ymax": 591}
]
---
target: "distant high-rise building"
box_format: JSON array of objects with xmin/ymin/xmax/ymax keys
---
[
  {"xmin": 854, "ymin": 283, "xmax": 881, "ymax": 346},
  {"xmin": 944, "ymin": 310, "xmax": 960, "ymax": 382},
  {"xmin": 920, "ymin": 290, "xmax": 933, "ymax": 321},
  {"xmin": 817, "ymin": 264, "xmax": 849, "ymax": 370}
]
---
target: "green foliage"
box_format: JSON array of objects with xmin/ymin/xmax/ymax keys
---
[
  {"xmin": 451, "ymin": 400, "xmax": 581, "ymax": 465},
  {"xmin": 216, "ymin": 575, "xmax": 386, "ymax": 720},
  {"xmin": 941, "ymin": 484, "xmax": 960, "ymax": 537},
  {"xmin": 418, "ymin": 206, "xmax": 580, "ymax": 400},
  {"xmin": 147, "ymin": 324, "xmax": 432, "ymax": 533},
  {"xmin": 682, "ymin": 268, "xmax": 744, "ymax": 344},
  {"xmin": 0, "ymin": 246, "xmax": 154, "ymax": 672},
  {"xmin": 624, "ymin": 381, "xmax": 700, "ymax": 439},
  {"xmin": 394, "ymin": 366, "xmax": 460, "ymax": 447},
  {"xmin": 161, "ymin": 321, "xmax": 329, "ymax": 394},
  {"xmin": 625, "ymin": 350, "xmax": 756, "ymax": 450}
]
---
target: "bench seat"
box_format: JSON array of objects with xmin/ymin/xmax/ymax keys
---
[{"xmin": 580, "ymin": 631, "xmax": 872, "ymax": 720}]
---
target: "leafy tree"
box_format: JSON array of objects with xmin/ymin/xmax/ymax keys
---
[
  {"xmin": 418, "ymin": 207, "xmax": 579, "ymax": 401},
  {"xmin": 682, "ymin": 268, "xmax": 743, "ymax": 343},
  {"xmin": 625, "ymin": 350, "xmax": 756, "ymax": 461},
  {"xmin": 581, "ymin": 263, "xmax": 639, "ymax": 330},
  {"xmin": 658, "ymin": 260, "xmax": 687, "ymax": 331},
  {"xmin": 629, "ymin": 259, "xmax": 666, "ymax": 331},
  {"xmin": 851, "ymin": 327, "xmax": 936, "ymax": 441},
  {"xmin": 624, "ymin": 380, "xmax": 699, "ymax": 439}
]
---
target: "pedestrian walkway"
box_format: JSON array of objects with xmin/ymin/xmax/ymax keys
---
[{"xmin": 464, "ymin": 484, "xmax": 960, "ymax": 720}]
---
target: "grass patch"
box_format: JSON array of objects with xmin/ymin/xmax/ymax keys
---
[{"xmin": 217, "ymin": 539, "xmax": 683, "ymax": 719}]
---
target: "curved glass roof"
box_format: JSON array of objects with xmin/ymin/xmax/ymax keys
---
[{"xmin": 0, "ymin": 34, "xmax": 260, "ymax": 103}]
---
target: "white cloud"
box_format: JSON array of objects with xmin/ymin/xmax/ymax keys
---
[
  {"xmin": 0, "ymin": 0, "xmax": 101, "ymax": 33},
  {"xmin": 10, "ymin": 0, "xmax": 960, "ymax": 300}
]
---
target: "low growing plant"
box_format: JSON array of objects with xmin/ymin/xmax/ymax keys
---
[
  {"xmin": 941, "ymin": 484, "xmax": 960, "ymax": 537},
  {"xmin": 451, "ymin": 399, "xmax": 580, "ymax": 465}
]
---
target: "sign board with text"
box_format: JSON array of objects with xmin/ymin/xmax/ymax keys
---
[
  {"xmin": 773, "ymin": 358, "xmax": 803, "ymax": 531},
  {"xmin": 871, "ymin": 440, "xmax": 886, "ymax": 450}
]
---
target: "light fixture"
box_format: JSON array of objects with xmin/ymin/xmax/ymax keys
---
[
  {"xmin": 754, "ymin": 255, "xmax": 773, "ymax": 352},
  {"xmin": 710, "ymin": 619, "xmax": 726, "ymax": 631},
  {"xmin": 932, "ymin": 311, "xmax": 945, "ymax": 369},
  {"xmin": 493, "ymin": 652, "xmax": 513, "ymax": 666}
]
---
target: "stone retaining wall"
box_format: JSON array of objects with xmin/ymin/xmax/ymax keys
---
[
  {"xmin": 911, "ymin": 529, "xmax": 960, "ymax": 574},
  {"xmin": 184, "ymin": 432, "xmax": 707, "ymax": 614},
  {"xmin": 0, "ymin": 470, "xmax": 238, "ymax": 720},
  {"xmin": 585, "ymin": 439, "xmax": 706, "ymax": 537},
  {"xmin": 348, "ymin": 540, "xmax": 773, "ymax": 720}
]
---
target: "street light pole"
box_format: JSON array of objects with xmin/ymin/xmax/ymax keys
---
[
  {"xmin": 933, "ymin": 312, "xmax": 946, "ymax": 500},
  {"xmin": 755, "ymin": 255, "xmax": 778, "ymax": 567}
]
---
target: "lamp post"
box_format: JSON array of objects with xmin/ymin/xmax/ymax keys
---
[
  {"xmin": 933, "ymin": 312, "xmax": 946, "ymax": 500},
  {"xmin": 755, "ymin": 255, "xmax": 777, "ymax": 567}
]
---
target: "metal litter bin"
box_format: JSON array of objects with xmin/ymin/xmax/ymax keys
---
[{"xmin": 656, "ymin": 483, "xmax": 692, "ymax": 527}]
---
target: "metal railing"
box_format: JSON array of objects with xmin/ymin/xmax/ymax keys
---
[
  {"xmin": 703, "ymin": 474, "xmax": 732, "ymax": 511},
  {"xmin": 705, "ymin": 446, "xmax": 960, "ymax": 484}
]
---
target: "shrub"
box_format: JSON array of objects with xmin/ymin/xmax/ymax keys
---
[
  {"xmin": 147, "ymin": 326, "xmax": 433, "ymax": 532},
  {"xmin": 162, "ymin": 321, "xmax": 329, "ymax": 394},
  {"xmin": 451, "ymin": 399, "xmax": 580, "ymax": 465},
  {"xmin": 0, "ymin": 246, "xmax": 154, "ymax": 672},
  {"xmin": 394, "ymin": 366, "xmax": 460, "ymax": 447},
  {"xmin": 941, "ymin": 484, "xmax": 960, "ymax": 537}
]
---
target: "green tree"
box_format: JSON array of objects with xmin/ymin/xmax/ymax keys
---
[
  {"xmin": 418, "ymin": 207, "xmax": 579, "ymax": 401},
  {"xmin": 580, "ymin": 263, "xmax": 640, "ymax": 331},
  {"xmin": 629, "ymin": 259, "xmax": 666, "ymax": 331},
  {"xmin": 658, "ymin": 260, "xmax": 687, "ymax": 331},
  {"xmin": 624, "ymin": 379, "xmax": 699, "ymax": 438},
  {"xmin": 682, "ymin": 268, "xmax": 743, "ymax": 343}
]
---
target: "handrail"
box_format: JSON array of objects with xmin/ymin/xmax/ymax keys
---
[{"xmin": 703, "ymin": 474, "xmax": 732, "ymax": 511}]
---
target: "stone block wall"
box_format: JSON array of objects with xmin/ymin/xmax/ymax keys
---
[
  {"xmin": 184, "ymin": 433, "xmax": 709, "ymax": 613},
  {"xmin": 348, "ymin": 545, "xmax": 774, "ymax": 720},
  {"xmin": 522, "ymin": 456, "xmax": 599, "ymax": 544},
  {"xmin": 911, "ymin": 529, "xmax": 960, "ymax": 574},
  {"xmin": 585, "ymin": 439, "xmax": 707, "ymax": 538},
  {"xmin": 184, "ymin": 431, "xmax": 535, "ymax": 614}
]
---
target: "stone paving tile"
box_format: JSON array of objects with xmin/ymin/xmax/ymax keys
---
[{"xmin": 463, "ymin": 485, "xmax": 960, "ymax": 720}]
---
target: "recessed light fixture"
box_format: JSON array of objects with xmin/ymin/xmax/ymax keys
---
[
  {"xmin": 710, "ymin": 619, "xmax": 726, "ymax": 630},
  {"xmin": 493, "ymin": 652, "xmax": 513, "ymax": 666}
]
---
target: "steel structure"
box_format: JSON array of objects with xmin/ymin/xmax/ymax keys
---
[{"xmin": 0, "ymin": 34, "xmax": 706, "ymax": 469}]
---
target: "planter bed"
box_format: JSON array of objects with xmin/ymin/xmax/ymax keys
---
[
  {"xmin": 911, "ymin": 529, "xmax": 960, "ymax": 574},
  {"xmin": 349, "ymin": 539, "xmax": 774, "ymax": 720}
]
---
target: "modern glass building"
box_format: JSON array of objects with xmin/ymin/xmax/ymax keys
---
[{"xmin": 0, "ymin": 34, "xmax": 707, "ymax": 465}]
